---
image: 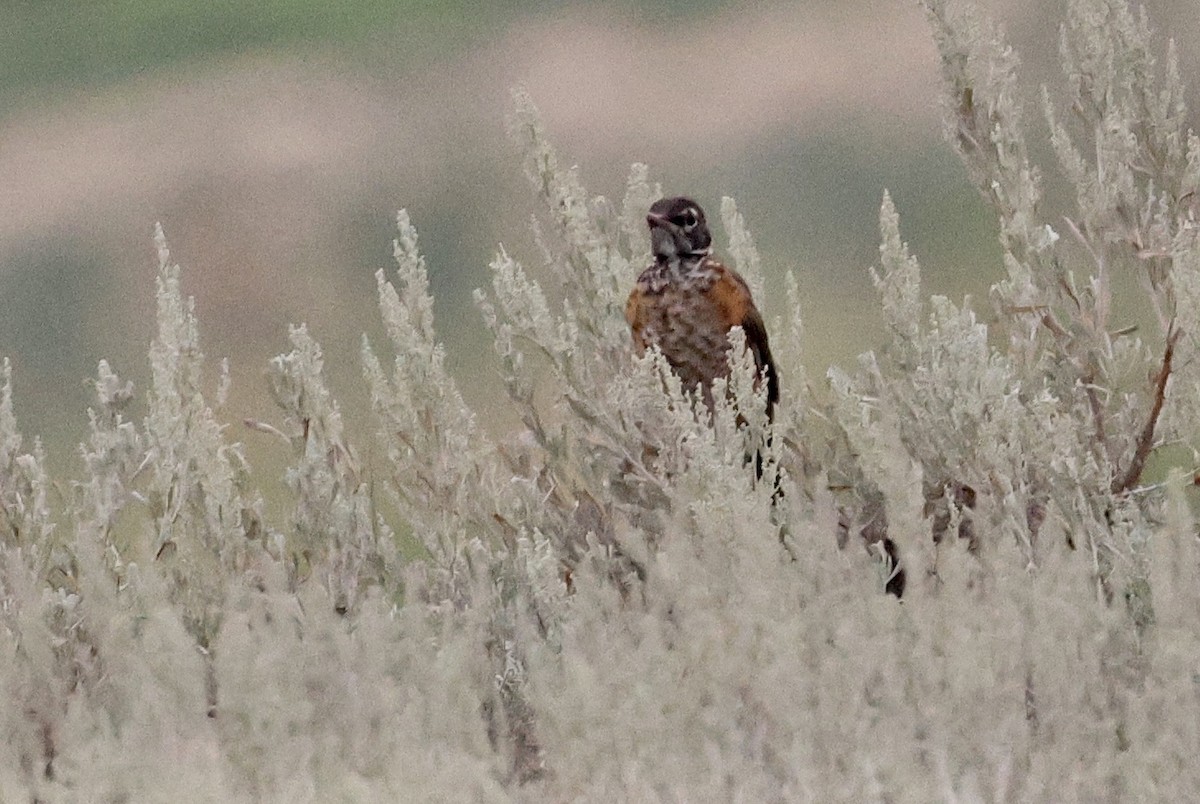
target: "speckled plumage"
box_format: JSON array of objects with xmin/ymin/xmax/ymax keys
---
[{"xmin": 626, "ymin": 198, "xmax": 779, "ymax": 418}]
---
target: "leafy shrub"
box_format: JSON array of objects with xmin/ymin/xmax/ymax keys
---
[{"xmin": 1, "ymin": 0, "xmax": 1199, "ymax": 799}]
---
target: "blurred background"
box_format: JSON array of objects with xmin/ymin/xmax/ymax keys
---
[{"xmin": 3, "ymin": 0, "xmax": 1199, "ymax": 488}]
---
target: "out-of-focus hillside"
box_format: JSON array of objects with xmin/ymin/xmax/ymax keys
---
[{"xmin": 1, "ymin": 0, "xmax": 1198, "ymax": 482}]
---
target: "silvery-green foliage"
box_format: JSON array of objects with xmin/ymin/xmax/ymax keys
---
[
  {"xmin": 0, "ymin": 350, "xmax": 228, "ymax": 798},
  {"xmin": 145, "ymin": 225, "xmax": 265, "ymax": 648},
  {"xmin": 5, "ymin": 1, "xmax": 1200, "ymax": 797},
  {"xmin": 0, "ymin": 363, "xmax": 65, "ymax": 791},
  {"xmin": 470, "ymin": 93, "xmax": 795, "ymax": 782},
  {"xmin": 840, "ymin": 196, "xmax": 1090, "ymax": 567},
  {"xmin": 362, "ymin": 211, "xmax": 500, "ymax": 603},
  {"xmin": 489, "ymin": 91, "xmax": 652, "ymax": 526},
  {"xmin": 211, "ymin": 573, "xmax": 508, "ymax": 800},
  {"xmin": 267, "ymin": 324, "xmax": 397, "ymax": 613},
  {"xmin": 79, "ymin": 360, "xmax": 138, "ymax": 522},
  {"xmin": 363, "ymin": 206, "xmax": 579, "ymax": 779},
  {"xmin": 483, "ymin": 90, "xmax": 778, "ymax": 543},
  {"xmin": 720, "ymin": 196, "xmax": 766, "ymax": 302},
  {"xmin": 0, "ymin": 359, "xmax": 55, "ymax": 568},
  {"xmin": 830, "ymin": 0, "xmax": 1200, "ymax": 602}
]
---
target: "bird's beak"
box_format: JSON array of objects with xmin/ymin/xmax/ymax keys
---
[{"xmin": 646, "ymin": 212, "xmax": 670, "ymax": 229}]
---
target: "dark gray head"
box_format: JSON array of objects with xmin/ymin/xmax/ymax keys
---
[{"xmin": 646, "ymin": 197, "xmax": 712, "ymax": 262}]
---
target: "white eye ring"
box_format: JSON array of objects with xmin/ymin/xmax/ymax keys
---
[{"xmin": 682, "ymin": 209, "xmax": 698, "ymax": 229}]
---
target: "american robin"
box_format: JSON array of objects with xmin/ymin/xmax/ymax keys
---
[{"xmin": 625, "ymin": 196, "xmax": 779, "ymax": 420}]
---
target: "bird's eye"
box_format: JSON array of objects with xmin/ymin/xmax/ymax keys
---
[{"xmin": 676, "ymin": 209, "xmax": 698, "ymax": 230}]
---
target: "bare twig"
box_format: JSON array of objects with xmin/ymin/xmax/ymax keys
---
[
  {"xmin": 243, "ymin": 418, "xmax": 291, "ymax": 444},
  {"xmin": 1112, "ymin": 324, "xmax": 1180, "ymax": 495},
  {"xmin": 1082, "ymin": 376, "xmax": 1112, "ymax": 467}
]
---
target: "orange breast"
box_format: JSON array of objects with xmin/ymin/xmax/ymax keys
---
[
  {"xmin": 627, "ymin": 266, "xmax": 754, "ymax": 408},
  {"xmin": 627, "ymin": 259, "xmax": 777, "ymax": 419}
]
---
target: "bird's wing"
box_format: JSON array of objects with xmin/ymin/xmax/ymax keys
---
[
  {"xmin": 739, "ymin": 305, "xmax": 780, "ymax": 419},
  {"xmin": 711, "ymin": 266, "xmax": 780, "ymax": 419},
  {"xmin": 625, "ymin": 285, "xmax": 648, "ymax": 353}
]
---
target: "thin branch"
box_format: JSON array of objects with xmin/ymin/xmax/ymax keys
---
[
  {"xmin": 243, "ymin": 418, "xmax": 291, "ymax": 444},
  {"xmin": 1112, "ymin": 324, "xmax": 1180, "ymax": 495},
  {"xmin": 1082, "ymin": 375, "xmax": 1111, "ymax": 466}
]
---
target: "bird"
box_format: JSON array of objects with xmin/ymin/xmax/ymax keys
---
[{"xmin": 625, "ymin": 196, "xmax": 779, "ymax": 421}]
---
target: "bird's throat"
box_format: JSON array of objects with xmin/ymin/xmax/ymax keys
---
[{"xmin": 656, "ymin": 251, "xmax": 708, "ymax": 282}]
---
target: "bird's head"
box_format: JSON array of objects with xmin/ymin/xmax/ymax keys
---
[{"xmin": 647, "ymin": 197, "xmax": 712, "ymax": 263}]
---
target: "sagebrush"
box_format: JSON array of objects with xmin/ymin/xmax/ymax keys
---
[{"xmin": 2, "ymin": 0, "xmax": 1200, "ymax": 799}]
